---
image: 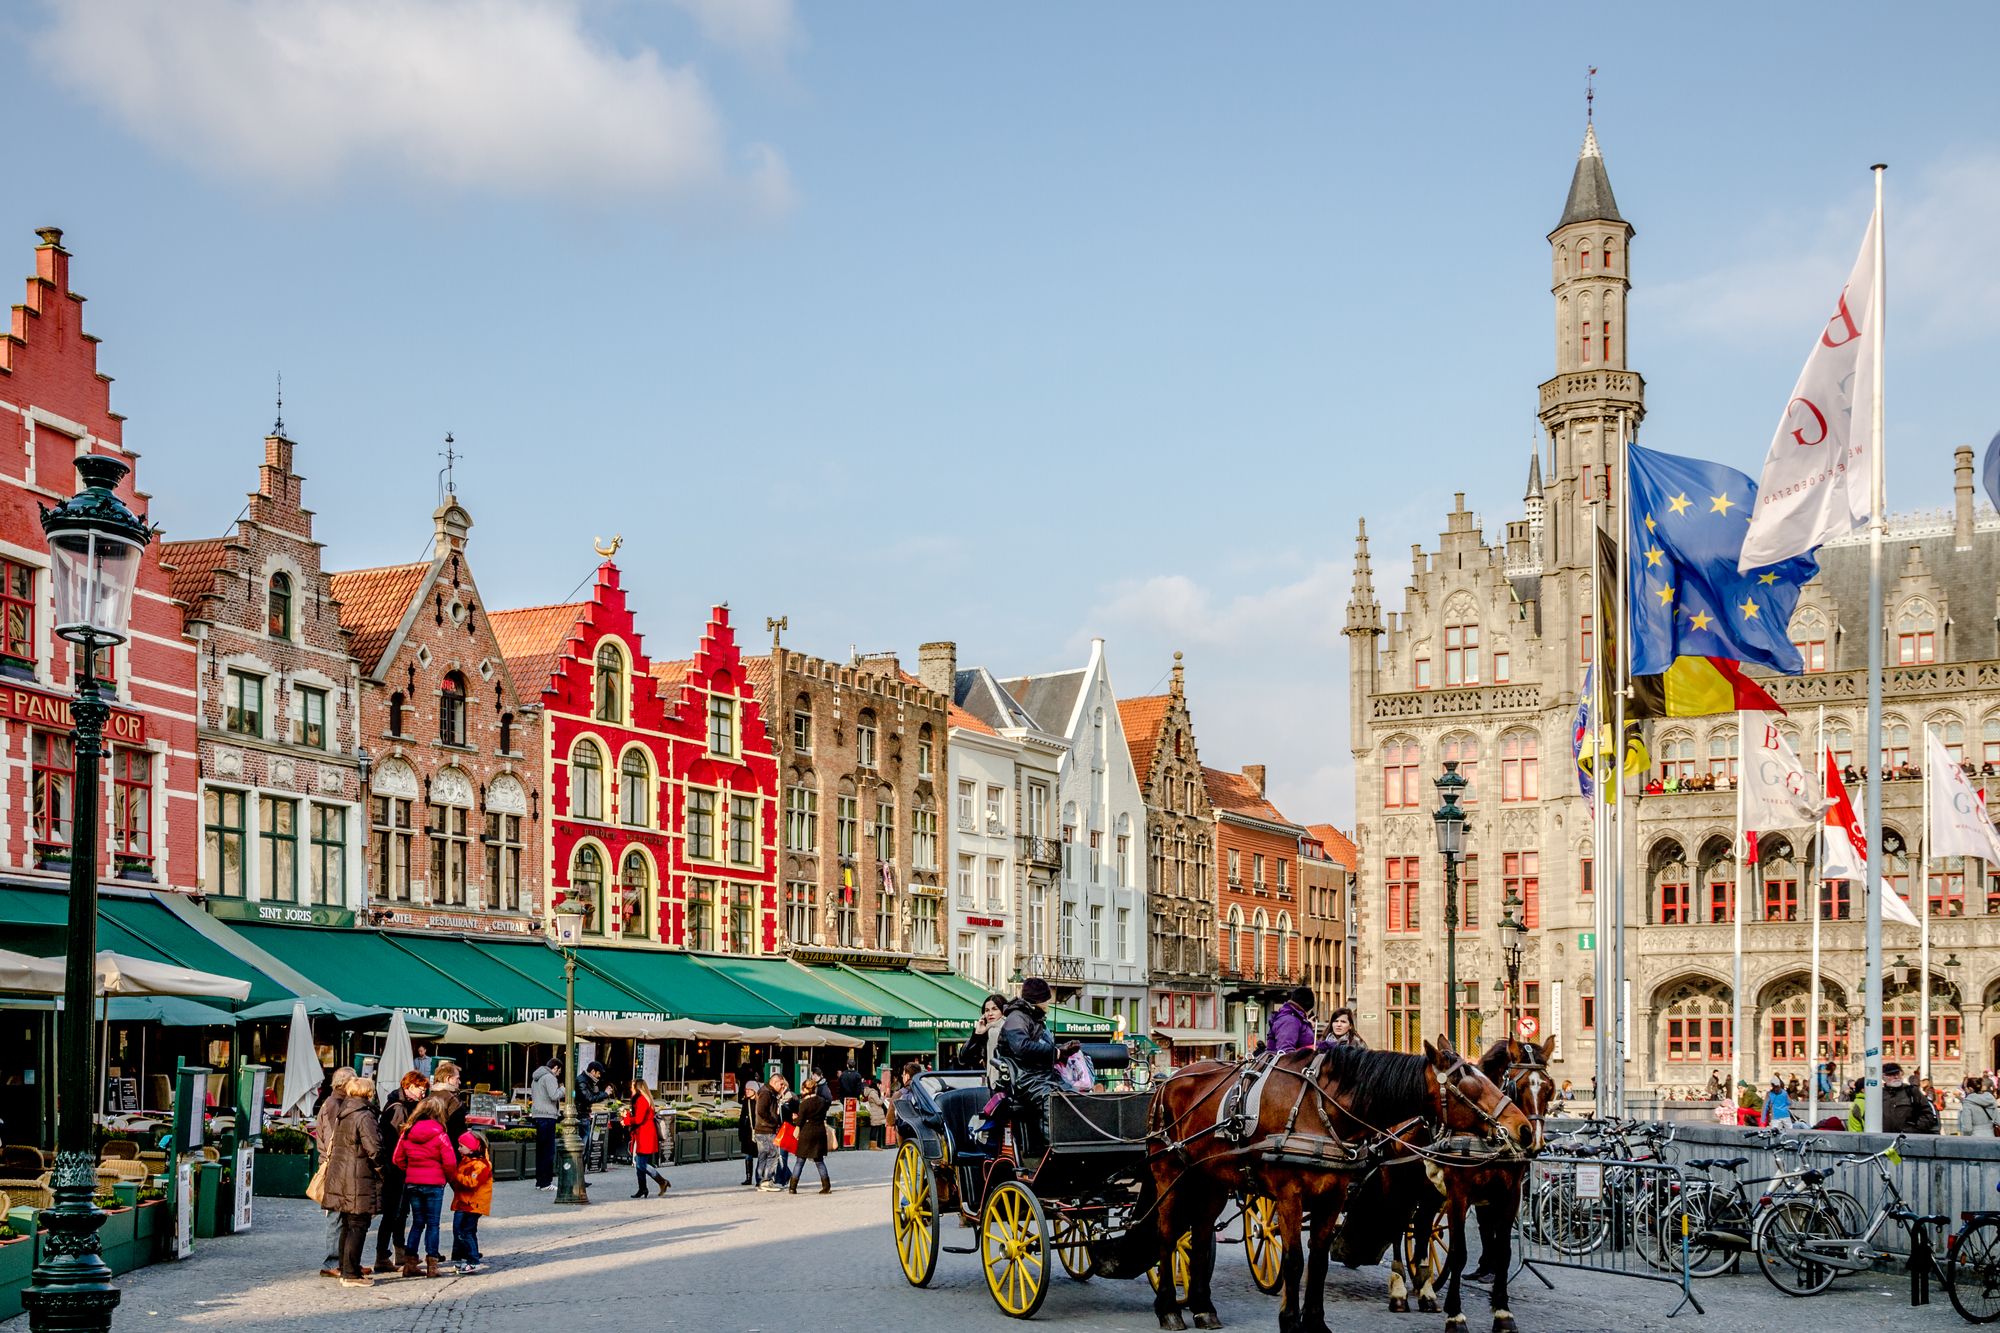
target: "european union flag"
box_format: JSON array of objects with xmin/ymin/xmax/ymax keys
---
[{"xmin": 1627, "ymin": 443, "xmax": 1818, "ymax": 678}]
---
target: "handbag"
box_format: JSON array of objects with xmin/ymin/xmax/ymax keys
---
[
  {"xmin": 305, "ymin": 1160, "xmax": 328, "ymax": 1206},
  {"xmin": 776, "ymin": 1122, "xmax": 799, "ymax": 1154}
]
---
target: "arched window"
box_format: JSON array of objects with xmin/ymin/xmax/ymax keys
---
[
  {"xmin": 1276, "ymin": 911, "xmax": 1294, "ymax": 979},
  {"xmin": 267, "ymin": 572, "xmax": 292, "ymax": 639},
  {"xmin": 1938, "ymin": 717, "xmax": 1966, "ymax": 763},
  {"xmin": 388, "ymin": 691, "xmax": 406, "ymax": 737},
  {"xmin": 1658, "ymin": 731, "xmax": 1695, "ymax": 783},
  {"xmin": 595, "ymin": 643, "xmax": 625, "ymax": 723},
  {"xmin": 1983, "ymin": 717, "xmax": 2000, "ymax": 773},
  {"xmin": 856, "ymin": 708, "xmax": 879, "ymax": 770},
  {"xmin": 1791, "ymin": 606, "xmax": 1829, "ymax": 673},
  {"xmin": 439, "ymin": 671, "xmax": 467, "ymax": 746},
  {"xmin": 1225, "ymin": 905, "xmax": 1242, "ymax": 973},
  {"xmin": 1499, "ymin": 730, "xmax": 1539, "ymax": 802},
  {"xmin": 1381, "ymin": 737, "xmax": 1420, "ymax": 809},
  {"xmin": 571, "ymin": 845, "xmax": 604, "ymax": 935},
  {"xmin": 1882, "ymin": 717, "xmax": 1912, "ymax": 770},
  {"xmin": 1657, "ymin": 977, "xmax": 1733, "ymax": 1063},
  {"xmin": 1603, "ymin": 241, "xmax": 1617, "ymax": 273},
  {"xmin": 1252, "ymin": 909, "xmax": 1269, "ymax": 976},
  {"xmin": 498, "ymin": 711, "xmax": 514, "ymax": 755},
  {"xmin": 1441, "ymin": 733, "xmax": 1479, "ymax": 805},
  {"xmin": 619, "ymin": 849, "xmax": 651, "ymax": 938},
  {"xmin": 1897, "ymin": 601, "xmax": 1937, "ymax": 665},
  {"xmin": 1707, "ymin": 727, "xmax": 1738, "ymax": 785},
  {"xmin": 570, "ymin": 740, "xmax": 604, "ymax": 821},
  {"xmin": 1830, "ymin": 724, "xmax": 1855, "ymax": 772},
  {"xmin": 1765, "ymin": 977, "xmax": 1849, "ymax": 1066},
  {"xmin": 620, "ymin": 749, "xmax": 651, "ymax": 827},
  {"xmin": 790, "ymin": 692, "xmax": 813, "ymax": 755}
]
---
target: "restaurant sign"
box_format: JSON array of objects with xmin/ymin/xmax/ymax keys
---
[
  {"xmin": 0, "ymin": 681, "xmax": 145, "ymax": 743},
  {"xmin": 206, "ymin": 898, "xmax": 356, "ymax": 930},
  {"xmin": 402, "ymin": 1006, "xmax": 510, "ymax": 1026},
  {"xmin": 375, "ymin": 908, "xmax": 533, "ymax": 935},
  {"xmin": 807, "ymin": 1012, "xmax": 884, "ymax": 1029}
]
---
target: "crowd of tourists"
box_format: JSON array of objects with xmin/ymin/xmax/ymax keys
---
[{"xmin": 1674, "ymin": 1062, "xmax": 2000, "ymax": 1135}]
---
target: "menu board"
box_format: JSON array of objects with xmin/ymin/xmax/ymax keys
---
[
  {"xmin": 111, "ymin": 1078, "xmax": 140, "ymax": 1112},
  {"xmin": 468, "ymin": 1092, "xmax": 500, "ymax": 1123}
]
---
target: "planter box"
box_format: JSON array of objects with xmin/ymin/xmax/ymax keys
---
[
  {"xmin": 703, "ymin": 1128, "xmax": 736, "ymax": 1160},
  {"xmin": 112, "ymin": 1181, "xmax": 141, "ymax": 1208},
  {"xmin": 488, "ymin": 1139, "xmax": 524, "ymax": 1181},
  {"xmin": 252, "ymin": 1151, "xmax": 314, "ymax": 1198},
  {"xmin": 672, "ymin": 1129, "xmax": 704, "ymax": 1165},
  {"xmin": 0, "ymin": 1236, "xmax": 34, "ymax": 1321},
  {"xmin": 134, "ymin": 1200, "xmax": 163, "ymax": 1244}
]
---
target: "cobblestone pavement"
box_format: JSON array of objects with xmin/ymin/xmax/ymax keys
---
[{"xmin": 6, "ymin": 1149, "xmax": 1978, "ymax": 1333}]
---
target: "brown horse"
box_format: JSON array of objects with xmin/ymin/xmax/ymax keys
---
[
  {"xmin": 1093, "ymin": 1037, "xmax": 1533, "ymax": 1333},
  {"xmin": 1387, "ymin": 1037, "xmax": 1554, "ymax": 1333}
]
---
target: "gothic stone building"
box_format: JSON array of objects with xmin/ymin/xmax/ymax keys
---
[{"xmin": 1349, "ymin": 123, "xmax": 2000, "ymax": 1092}]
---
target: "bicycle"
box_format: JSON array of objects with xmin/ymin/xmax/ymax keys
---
[
  {"xmin": 1528, "ymin": 1123, "xmax": 1681, "ymax": 1270},
  {"xmin": 1752, "ymin": 1136, "xmax": 1953, "ymax": 1300},
  {"xmin": 1664, "ymin": 1130, "xmax": 1865, "ymax": 1278},
  {"xmin": 1945, "ymin": 1181, "xmax": 2000, "ymax": 1323}
]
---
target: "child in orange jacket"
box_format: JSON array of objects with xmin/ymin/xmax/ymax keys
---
[{"xmin": 449, "ymin": 1132, "xmax": 493, "ymax": 1272}]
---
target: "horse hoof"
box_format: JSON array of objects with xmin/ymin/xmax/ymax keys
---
[
  {"xmin": 1388, "ymin": 1298, "xmax": 1409, "ymax": 1314},
  {"xmin": 1446, "ymin": 1318, "xmax": 1469, "ymax": 1331},
  {"xmin": 1193, "ymin": 1316, "xmax": 1223, "ymax": 1331},
  {"xmin": 1418, "ymin": 1297, "xmax": 1440, "ymax": 1314},
  {"xmin": 1492, "ymin": 1313, "xmax": 1517, "ymax": 1333},
  {"xmin": 1158, "ymin": 1316, "xmax": 1187, "ymax": 1332}
]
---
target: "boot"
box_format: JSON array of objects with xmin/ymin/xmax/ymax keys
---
[
  {"xmin": 424, "ymin": 1256, "xmax": 440, "ymax": 1280},
  {"xmin": 652, "ymin": 1172, "xmax": 671, "ymax": 1192},
  {"xmin": 632, "ymin": 1182, "xmax": 648, "ymax": 1199},
  {"xmin": 400, "ymin": 1256, "xmax": 421, "ymax": 1279},
  {"xmin": 787, "ymin": 1178, "xmax": 798, "ymax": 1194},
  {"xmin": 819, "ymin": 1180, "xmax": 831, "ymax": 1194},
  {"xmin": 394, "ymin": 1243, "xmax": 410, "ymax": 1270}
]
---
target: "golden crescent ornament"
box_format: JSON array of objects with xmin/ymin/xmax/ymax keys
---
[{"xmin": 593, "ymin": 534, "xmax": 624, "ymax": 559}]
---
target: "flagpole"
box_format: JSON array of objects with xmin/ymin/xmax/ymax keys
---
[
  {"xmin": 1732, "ymin": 709, "xmax": 1747, "ymax": 1103},
  {"xmin": 1862, "ymin": 163, "xmax": 1888, "ymax": 1134},
  {"xmin": 1921, "ymin": 729, "xmax": 1932, "ymax": 1084},
  {"xmin": 1810, "ymin": 705, "xmax": 1825, "ymax": 1126},
  {"xmin": 1588, "ymin": 499, "xmax": 1609, "ymax": 1114},
  {"xmin": 1613, "ymin": 408, "xmax": 1631, "ymax": 1116}
]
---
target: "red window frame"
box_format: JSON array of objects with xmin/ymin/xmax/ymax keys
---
[
  {"xmin": 1580, "ymin": 615, "xmax": 1593, "ymax": 665},
  {"xmin": 1658, "ymin": 881, "xmax": 1689, "ymax": 924},
  {"xmin": 1503, "ymin": 851, "xmax": 1539, "ymax": 929},
  {"xmin": 1580, "ymin": 994, "xmax": 1596, "ymax": 1032},
  {"xmin": 32, "ymin": 730, "xmax": 74, "ymax": 850},
  {"xmin": 1458, "ymin": 855, "xmax": 1479, "ymax": 931},
  {"xmin": 1443, "ymin": 622, "xmax": 1480, "ymax": 686},
  {"xmin": 1821, "ymin": 880, "xmax": 1852, "ymax": 921},
  {"xmin": 1794, "ymin": 639, "xmax": 1827, "ymax": 672},
  {"xmin": 1581, "ymin": 321, "xmax": 1593, "ymax": 363},
  {"xmin": 1386, "ymin": 856, "xmax": 1420, "ymax": 934},
  {"xmin": 1382, "ymin": 741, "xmax": 1420, "ymax": 810},
  {"xmin": 1762, "ymin": 878, "xmax": 1799, "ymax": 922},
  {"xmin": 111, "ymin": 749, "xmax": 152, "ymax": 868},
  {"xmin": 1500, "ymin": 734, "xmax": 1538, "ymax": 803},
  {"xmin": 1929, "ymin": 872, "xmax": 1965, "ymax": 917},
  {"xmin": 1770, "ymin": 1016, "xmax": 1808, "ymax": 1061},
  {"xmin": 1602, "ymin": 321, "xmax": 1611, "ymax": 363},
  {"xmin": 1, "ymin": 557, "xmax": 34, "ymax": 664},
  {"xmin": 1898, "ymin": 632, "xmax": 1935, "ymax": 665}
]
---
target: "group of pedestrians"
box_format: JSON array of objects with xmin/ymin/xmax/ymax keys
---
[
  {"xmin": 739, "ymin": 1067, "xmax": 834, "ymax": 1194},
  {"xmin": 312, "ymin": 1062, "xmax": 491, "ymax": 1288},
  {"xmin": 1262, "ymin": 987, "xmax": 1367, "ymax": 1056}
]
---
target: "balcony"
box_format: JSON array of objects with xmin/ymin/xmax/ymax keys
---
[
  {"xmin": 1020, "ymin": 952, "xmax": 1087, "ymax": 985},
  {"xmin": 1019, "ymin": 835, "xmax": 1062, "ymax": 869}
]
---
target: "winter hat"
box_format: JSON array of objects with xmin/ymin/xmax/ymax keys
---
[
  {"xmin": 1884, "ymin": 1062, "xmax": 1904, "ymax": 1076},
  {"xmin": 1020, "ymin": 976, "xmax": 1053, "ymax": 1005},
  {"xmin": 1289, "ymin": 986, "xmax": 1315, "ymax": 1012}
]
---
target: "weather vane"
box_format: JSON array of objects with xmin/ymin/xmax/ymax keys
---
[
  {"xmin": 1587, "ymin": 66, "xmax": 1597, "ymax": 123},
  {"xmin": 273, "ymin": 372, "xmax": 285, "ymax": 435},
  {"xmin": 594, "ymin": 534, "xmax": 624, "ymax": 559},
  {"xmin": 437, "ymin": 432, "xmax": 459, "ymax": 504}
]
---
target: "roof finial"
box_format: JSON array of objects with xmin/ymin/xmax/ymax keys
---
[
  {"xmin": 273, "ymin": 372, "xmax": 285, "ymax": 436},
  {"xmin": 1171, "ymin": 650, "xmax": 1185, "ymax": 698},
  {"xmin": 593, "ymin": 534, "xmax": 623, "ymax": 559},
  {"xmin": 438, "ymin": 433, "xmax": 457, "ymax": 504},
  {"xmin": 1586, "ymin": 65, "xmax": 1596, "ymax": 124}
]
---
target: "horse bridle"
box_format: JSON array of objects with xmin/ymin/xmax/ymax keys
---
[
  {"xmin": 1435, "ymin": 1054, "xmax": 1523, "ymax": 1144},
  {"xmin": 1501, "ymin": 1059, "xmax": 1553, "ymax": 1125}
]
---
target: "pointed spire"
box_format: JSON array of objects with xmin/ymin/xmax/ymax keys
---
[
  {"xmin": 1346, "ymin": 518, "xmax": 1382, "ymax": 634},
  {"xmin": 1557, "ymin": 123, "xmax": 1623, "ymax": 229},
  {"xmin": 1525, "ymin": 447, "xmax": 1544, "ymax": 500}
]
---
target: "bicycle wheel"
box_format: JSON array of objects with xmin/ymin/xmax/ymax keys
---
[
  {"xmin": 1949, "ymin": 1219, "xmax": 2000, "ymax": 1323},
  {"xmin": 1535, "ymin": 1183, "xmax": 1608, "ymax": 1257},
  {"xmin": 1822, "ymin": 1188, "xmax": 1867, "ymax": 1237},
  {"xmin": 1754, "ymin": 1198, "xmax": 1839, "ymax": 1297},
  {"xmin": 1629, "ymin": 1187, "xmax": 1681, "ymax": 1273},
  {"xmin": 1666, "ymin": 1186, "xmax": 1741, "ymax": 1279}
]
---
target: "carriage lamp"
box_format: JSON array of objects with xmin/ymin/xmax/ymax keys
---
[
  {"xmin": 25, "ymin": 455, "xmax": 152, "ymax": 1333},
  {"xmin": 1433, "ymin": 762, "xmax": 1469, "ymax": 1051},
  {"xmin": 546, "ymin": 897, "xmax": 591, "ymax": 1206}
]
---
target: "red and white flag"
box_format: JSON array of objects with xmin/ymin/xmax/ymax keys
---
[
  {"xmin": 1822, "ymin": 750, "xmax": 1921, "ymax": 928},
  {"xmin": 1740, "ymin": 211, "xmax": 1879, "ymax": 571},
  {"xmin": 1925, "ymin": 729, "xmax": 2000, "ymax": 866}
]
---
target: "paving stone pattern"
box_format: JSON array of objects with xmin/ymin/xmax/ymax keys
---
[{"xmin": 8, "ymin": 1151, "xmax": 1974, "ymax": 1333}]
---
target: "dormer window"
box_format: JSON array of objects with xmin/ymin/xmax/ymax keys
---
[
  {"xmin": 267, "ymin": 572, "xmax": 292, "ymax": 639},
  {"xmin": 439, "ymin": 671, "xmax": 467, "ymax": 746},
  {"xmin": 595, "ymin": 643, "xmax": 625, "ymax": 723}
]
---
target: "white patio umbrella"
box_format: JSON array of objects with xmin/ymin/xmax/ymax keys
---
[
  {"xmin": 278, "ymin": 1000, "xmax": 322, "ymax": 1117},
  {"xmin": 375, "ymin": 1010, "xmax": 416, "ymax": 1107},
  {"xmin": 0, "ymin": 948, "xmax": 252, "ymax": 1000}
]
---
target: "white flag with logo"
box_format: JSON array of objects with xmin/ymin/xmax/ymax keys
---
[
  {"xmin": 1739, "ymin": 210, "xmax": 1879, "ymax": 571},
  {"xmin": 1926, "ymin": 730, "xmax": 2000, "ymax": 865},
  {"xmin": 1740, "ymin": 714, "xmax": 1822, "ymax": 829},
  {"xmin": 1821, "ymin": 750, "xmax": 1921, "ymax": 928}
]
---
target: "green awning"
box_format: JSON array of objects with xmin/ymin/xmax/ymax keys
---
[
  {"xmin": 1049, "ymin": 1005, "xmax": 1118, "ymax": 1037},
  {"xmin": 569, "ymin": 948, "xmax": 788, "ymax": 1026},
  {"xmin": 693, "ymin": 955, "xmax": 891, "ymax": 1031},
  {"xmin": 462, "ymin": 938, "xmax": 673, "ymax": 1021},
  {"xmin": 0, "ymin": 884, "xmax": 294, "ymax": 1006},
  {"xmin": 226, "ymin": 923, "xmax": 514, "ymax": 1025},
  {"xmin": 828, "ymin": 965, "xmax": 977, "ymax": 1033}
]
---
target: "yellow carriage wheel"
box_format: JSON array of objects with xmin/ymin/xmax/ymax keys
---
[
  {"xmin": 1146, "ymin": 1229, "xmax": 1195, "ymax": 1298},
  {"xmin": 891, "ymin": 1141, "xmax": 940, "ymax": 1288},
  {"xmin": 1052, "ymin": 1214, "xmax": 1098, "ymax": 1281},
  {"xmin": 980, "ymin": 1180, "xmax": 1051, "ymax": 1319},
  {"xmin": 1244, "ymin": 1195, "xmax": 1284, "ymax": 1295}
]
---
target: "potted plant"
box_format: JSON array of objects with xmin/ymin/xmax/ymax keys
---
[
  {"xmin": 702, "ymin": 1114, "xmax": 737, "ymax": 1162},
  {"xmin": 489, "ymin": 1128, "xmax": 534, "ymax": 1181},
  {"xmin": 253, "ymin": 1125, "xmax": 316, "ymax": 1198},
  {"xmin": 672, "ymin": 1115, "xmax": 706, "ymax": 1165},
  {"xmin": 94, "ymin": 1192, "xmax": 138, "ymax": 1274}
]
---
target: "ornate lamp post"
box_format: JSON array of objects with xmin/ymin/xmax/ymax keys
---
[
  {"xmin": 1432, "ymin": 761, "xmax": 1469, "ymax": 1051},
  {"xmin": 545, "ymin": 897, "xmax": 590, "ymax": 1205},
  {"xmin": 1499, "ymin": 887, "xmax": 1527, "ymax": 1038},
  {"xmin": 24, "ymin": 456, "xmax": 151, "ymax": 1333}
]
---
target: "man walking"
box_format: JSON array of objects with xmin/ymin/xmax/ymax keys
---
[
  {"xmin": 753, "ymin": 1072, "xmax": 790, "ymax": 1191},
  {"xmin": 529, "ymin": 1056, "xmax": 563, "ymax": 1190}
]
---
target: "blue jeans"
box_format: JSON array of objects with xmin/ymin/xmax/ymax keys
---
[
  {"xmin": 404, "ymin": 1184, "xmax": 445, "ymax": 1258},
  {"xmin": 450, "ymin": 1211, "xmax": 481, "ymax": 1264}
]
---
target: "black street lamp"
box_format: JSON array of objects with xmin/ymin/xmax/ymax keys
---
[
  {"xmin": 1432, "ymin": 761, "xmax": 1468, "ymax": 1052},
  {"xmin": 1499, "ymin": 887, "xmax": 1527, "ymax": 1038},
  {"xmin": 546, "ymin": 897, "xmax": 591, "ymax": 1204},
  {"xmin": 24, "ymin": 455, "xmax": 151, "ymax": 1333}
]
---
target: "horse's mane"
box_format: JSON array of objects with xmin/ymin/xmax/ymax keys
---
[
  {"xmin": 1477, "ymin": 1038, "xmax": 1537, "ymax": 1080},
  {"xmin": 1317, "ymin": 1044, "xmax": 1432, "ymax": 1124}
]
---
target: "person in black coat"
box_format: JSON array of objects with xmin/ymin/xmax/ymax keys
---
[
  {"xmin": 997, "ymin": 977, "xmax": 1060, "ymax": 1155},
  {"xmin": 735, "ymin": 1063, "xmax": 759, "ymax": 1186}
]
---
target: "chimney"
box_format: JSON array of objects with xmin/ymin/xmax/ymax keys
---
[
  {"xmin": 34, "ymin": 226, "xmax": 68, "ymax": 293},
  {"xmin": 1243, "ymin": 764, "xmax": 1266, "ymax": 796},
  {"xmin": 919, "ymin": 641, "xmax": 956, "ymax": 698},
  {"xmin": 1955, "ymin": 445, "xmax": 1976, "ymax": 550}
]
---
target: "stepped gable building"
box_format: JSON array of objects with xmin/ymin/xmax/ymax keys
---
[
  {"xmin": 1206, "ymin": 762, "xmax": 1305, "ymax": 1046},
  {"xmin": 494, "ymin": 572, "xmax": 779, "ymax": 953},
  {"xmin": 1118, "ymin": 653, "xmax": 1222, "ymax": 1058},
  {"xmin": 751, "ymin": 634, "xmax": 950, "ymax": 965},
  {"xmin": 162, "ymin": 425, "xmax": 366, "ymax": 922},
  {"xmin": 327, "ymin": 493, "xmax": 541, "ymax": 935},
  {"xmin": 0, "ymin": 229, "xmax": 198, "ymax": 892},
  {"xmin": 1350, "ymin": 122, "xmax": 2000, "ymax": 1090},
  {"xmin": 1302, "ymin": 823, "xmax": 1357, "ymax": 1019},
  {"xmin": 929, "ymin": 642, "xmax": 1066, "ymax": 995},
  {"xmin": 999, "ymin": 640, "xmax": 1149, "ymax": 1027}
]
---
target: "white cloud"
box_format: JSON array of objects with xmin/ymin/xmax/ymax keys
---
[
  {"xmin": 1652, "ymin": 154, "xmax": 2000, "ymax": 349},
  {"xmin": 664, "ymin": 0, "xmax": 797, "ymax": 67},
  {"xmin": 33, "ymin": 0, "xmax": 791, "ymax": 210},
  {"xmin": 1091, "ymin": 562, "xmax": 1351, "ymax": 654}
]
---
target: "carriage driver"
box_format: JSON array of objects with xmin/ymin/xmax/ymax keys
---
[
  {"xmin": 996, "ymin": 976, "xmax": 1062, "ymax": 1155},
  {"xmin": 1265, "ymin": 985, "xmax": 1316, "ymax": 1055}
]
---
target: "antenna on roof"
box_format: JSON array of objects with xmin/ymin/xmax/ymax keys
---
[
  {"xmin": 273, "ymin": 373, "xmax": 285, "ymax": 436},
  {"xmin": 438, "ymin": 433, "xmax": 458, "ymax": 504},
  {"xmin": 1586, "ymin": 65, "xmax": 1597, "ymax": 123}
]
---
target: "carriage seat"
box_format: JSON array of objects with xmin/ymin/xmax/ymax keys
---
[{"xmin": 933, "ymin": 1085, "xmax": 994, "ymax": 1155}]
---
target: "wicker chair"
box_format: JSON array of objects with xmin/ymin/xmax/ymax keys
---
[
  {"xmin": 100, "ymin": 1159, "xmax": 149, "ymax": 1182},
  {"xmin": 0, "ymin": 1190, "xmax": 11, "ymax": 1216},
  {"xmin": 0, "ymin": 1147, "xmax": 42, "ymax": 1175},
  {"xmin": 0, "ymin": 1176, "xmax": 54, "ymax": 1212},
  {"xmin": 100, "ymin": 1140, "xmax": 140, "ymax": 1161}
]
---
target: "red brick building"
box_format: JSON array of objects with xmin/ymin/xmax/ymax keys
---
[
  {"xmin": 1302, "ymin": 822, "xmax": 1357, "ymax": 1018},
  {"xmin": 492, "ymin": 567, "xmax": 779, "ymax": 952},
  {"xmin": 1206, "ymin": 764, "xmax": 1306, "ymax": 1042},
  {"xmin": 328, "ymin": 494, "xmax": 543, "ymax": 936},
  {"xmin": 0, "ymin": 230, "xmax": 198, "ymax": 891},
  {"xmin": 162, "ymin": 428, "xmax": 367, "ymax": 924}
]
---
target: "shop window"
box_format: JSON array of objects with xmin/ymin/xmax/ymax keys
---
[{"xmin": 111, "ymin": 749, "xmax": 153, "ymax": 872}]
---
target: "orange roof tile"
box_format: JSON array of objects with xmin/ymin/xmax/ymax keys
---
[
  {"xmin": 327, "ymin": 561, "xmax": 433, "ymax": 673},
  {"xmin": 487, "ymin": 601, "xmax": 588, "ymax": 699},
  {"xmin": 1307, "ymin": 822, "xmax": 1358, "ymax": 871},
  {"xmin": 1202, "ymin": 765, "xmax": 1296, "ymax": 827},
  {"xmin": 158, "ymin": 538, "xmax": 232, "ymax": 612},
  {"xmin": 948, "ymin": 703, "xmax": 997, "ymax": 736},
  {"xmin": 1117, "ymin": 694, "xmax": 1170, "ymax": 787}
]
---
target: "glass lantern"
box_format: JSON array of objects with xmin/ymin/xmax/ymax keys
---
[{"xmin": 41, "ymin": 455, "xmax": 150, "ymax": 647}]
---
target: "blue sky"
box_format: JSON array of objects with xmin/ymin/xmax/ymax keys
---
[{"xmin": 5, "ymin": 1, "xmax": 1997, "ymax": 826}]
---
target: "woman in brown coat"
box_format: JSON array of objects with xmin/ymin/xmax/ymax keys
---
[
  {"xmin": 790, "ymin": 1074, "xmax": 832, "ymax": 1194},
  {"xmin": 322, "ymin": 1075, "xmax": 384, "ymax": 1287}
]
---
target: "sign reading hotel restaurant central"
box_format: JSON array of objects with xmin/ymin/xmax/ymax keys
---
[{"xmin": 0, "ymin": 681, "xmax": 146, "ymax": 743}]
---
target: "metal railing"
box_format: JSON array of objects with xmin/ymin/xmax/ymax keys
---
[
  {"xmin": 1018, "ymin": 835, "xmax": 1061, "ymax": 868},
  {"xmin": 1019, "ymin": 952, "xmax": 1086, "ymax": 984},
  {"xmin": 1518, "ymin": 1150, "xmax": 1701, "ymax": 1316}
]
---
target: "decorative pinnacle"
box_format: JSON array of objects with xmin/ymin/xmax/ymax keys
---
[{"xmin": 273, "ymin": 372, "xmax": 285, "ymax": 436}]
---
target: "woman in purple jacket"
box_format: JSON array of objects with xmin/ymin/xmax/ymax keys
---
[{"xmin": 1265, "ymin": 986, "xmax": 1316, "ymax": 1055}]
